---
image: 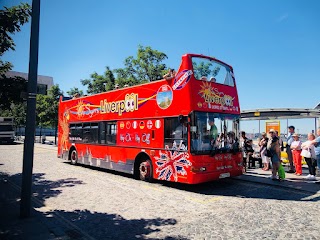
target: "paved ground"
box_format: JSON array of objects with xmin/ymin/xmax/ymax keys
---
[{"xmin": 1, "ymin": 142, "xmax": 320, "ymax": 239}]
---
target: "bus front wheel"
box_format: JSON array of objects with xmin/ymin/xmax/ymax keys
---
[
  {"xmin": 70, "ymin": 149, "xmax": 78, "ymax": 165},
  {"xmin": 139, "ymin": 159, "xmax": 153, "ymax": 181}
]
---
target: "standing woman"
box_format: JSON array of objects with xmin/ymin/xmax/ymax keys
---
[
  {"xmin": 259, "ymin": 132, "xmax": 269, "ymax": 170},
  {"xmin": 301, "ymin": 133, "xmax": 317, "ymax": 180},
  {"xmin": 290, "ymin": 133, "xmax": 302, "ymax": 175},
  {"xmin": 267, "ymin": 129, "xmax": 281, "ymax": 180}
]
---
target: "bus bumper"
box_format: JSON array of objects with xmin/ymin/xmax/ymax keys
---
[{"xmin": 187, "ymin": 169, "xmax": 243, "ymax": 184}]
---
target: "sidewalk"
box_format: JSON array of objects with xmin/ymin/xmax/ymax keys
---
[
  {"xmin": 0, "ymin": 171, "xmax": 94, "ymax": 240},
  {"xmin": 234, "ymin": 165, "xmax": 320, "ymax": 194},
  {"xmin": 0, "ymin": 173, "xmax": 73, "ymax": 240}
]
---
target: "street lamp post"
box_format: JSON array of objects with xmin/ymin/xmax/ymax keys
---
[{"xmin": 20, "ymin": 0, "xmax": 41, "ymax": 218}]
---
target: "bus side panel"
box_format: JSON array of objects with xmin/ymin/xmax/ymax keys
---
[{"xmin": 68, "ymin": 144, "xmax": 144, "ymax": 175}]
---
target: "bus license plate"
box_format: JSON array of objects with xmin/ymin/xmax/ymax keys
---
[{"xmin": 219, "ymin": 173, "xmax": 230, "ymax": 179}]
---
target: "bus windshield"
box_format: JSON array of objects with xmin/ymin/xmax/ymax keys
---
[
  {"xmin": 190, "ymin": 112, "xmax": 239, "ymax": 154},
  {"xmin": 192, "ymin": 57, "xmax": 234, "ymax": 86}
]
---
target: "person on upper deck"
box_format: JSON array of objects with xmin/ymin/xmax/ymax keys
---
[
  {"xmin": 209, "ymin": 77, "xmax": 216, "ymax": 83},
  {"xmin": 163, "ymin": 69, "xmax": 176, "ymax": 80}
]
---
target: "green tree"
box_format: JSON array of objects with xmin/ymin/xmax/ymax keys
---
[
  {"xmin": 0, "ymin": 3, "xmax": 31, "ymax": 112},
  {"xmin": 35, "ymin": 85, "xmax": 63, "ymax": 144},
  {"xmin": 35, "ymin": 85, "xmax": 63, "ymax": 128},
  {"xmin": 46, "ymin": 85, "xmax": 63, "ymax": 128},
  {"xmin": 0, "ymin": 102, "xmax": 27, "ymax": 134},
  {"xmin": 36, "ymin": 94, "xmax": 51, "ymax": 127},
  {"xmin": 11, "ymin": 102, "xmax": 27, "ymax": 130},
  {"xmin": 0, "ymin": 3, "xmax": 31, "ymax": 74},
  {"xmin": 0, "ymin": 76, "xmax": 27, "ymax": 109},
  {"xmin": 81, "ymin": 66, "xmax": 115, "ymax": 94},
  {"xmin": 114, "ymin": 45, "xmax": 167, "ymax": 85},
  {"xmin": 66, "ymin": 87, "xmax": 84, "ymax": 97}
]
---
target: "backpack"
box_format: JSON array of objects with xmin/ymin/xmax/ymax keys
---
[
  {"xmin": 266, "ymin": 149, "xmax": 273, "ymax": 157},
  {"xmin": 266, "ymin": 138, "xmax": 273, "ymax": 157}
]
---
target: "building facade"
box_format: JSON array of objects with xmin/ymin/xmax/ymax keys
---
[{"xmin": 5, "ymin": 71, "xmax": 54, "ymax": 95}]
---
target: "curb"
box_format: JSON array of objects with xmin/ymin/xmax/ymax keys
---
[{"xmin": 232, "ymin": 174, "xmax": 320, "ymax": 195}]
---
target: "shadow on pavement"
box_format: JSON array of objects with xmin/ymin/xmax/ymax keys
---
[
  {"xmin": 158, "ymin": 177, "xmax": 320, "ymax": 202},
  {"xmin": 46, "ymin": 209, "xmax": 184, "ymax": 240},
  {"xmin": 0, "ymin": 172, "xmax": 184, "ymax": 240},
  {"xmin": 62, "ymin": 161, "xmax": 320, "ymax": 202},
  {"xmin": 6, "ymin": 172, "xmax": 85, "ymax": 205},
  {"xmin": 0, "ymin": 141, "xmax": 22, "ymax": 145}
]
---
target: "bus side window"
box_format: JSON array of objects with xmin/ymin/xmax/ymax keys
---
[
  {"xmin": 106, "ymin": 121, "xmax": 117, "ymax": 145},
  {"xmin": 164, "ymin": 117, "xmax": 188, "ymax": 149},
  {"xmin": 99, "ymin": 122, "xmax": 106, "ymax": 144},
  {"xmin": 69, "ymin": 123, "xmax": 83, "ymax": 142}
]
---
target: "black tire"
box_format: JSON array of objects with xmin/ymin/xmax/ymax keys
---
[
  {"xmin": 70, "ymin": 149, "xmax": 78, "ymax": 165},
  {"xmin": 139, "ymin": 159, "xmax": 153, "ymax": 182}
]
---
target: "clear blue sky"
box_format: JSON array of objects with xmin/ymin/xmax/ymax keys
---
[{"xmin": 2, "ymin": 0, "xmax": 320, "ymax": 134}]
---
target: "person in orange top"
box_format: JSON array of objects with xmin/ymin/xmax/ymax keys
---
[{"xmin": 290, "ymin": 133, "xmax": 302, "ymax": 175}]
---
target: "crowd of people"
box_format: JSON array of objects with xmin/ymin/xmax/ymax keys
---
[{"xmin": 241, "ymin": 126, "xmax": 320, "ymax": 181}]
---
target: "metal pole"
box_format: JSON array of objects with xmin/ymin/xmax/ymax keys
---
[{"xmin": 20, "ymin": 0, "xmax": 41, "ymax": 218}]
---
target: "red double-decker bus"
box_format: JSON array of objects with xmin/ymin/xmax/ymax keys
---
[{"xmin": 57, "ymin": 53, "xmax": 242, "ymax": 184}]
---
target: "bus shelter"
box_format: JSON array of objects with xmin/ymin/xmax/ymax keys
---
[{"xmin": 240, "ymin": 108, "xmax": 320, "ymax": 134}]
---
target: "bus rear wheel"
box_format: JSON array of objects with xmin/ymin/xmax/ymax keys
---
[
  {"xmin": 70, "ymin": 149, "xmax": 78, "ymax": 165},
  {"xmin": 139, "ymin": 159, "xmax": 153, "ymax": 181}
]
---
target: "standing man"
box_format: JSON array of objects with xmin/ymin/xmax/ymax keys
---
[
  {"xmin": 241, "ymin": 131, "xmax": 254, "ymax": 170},
  {"xmin": 286, "ymin": 126, "xmax": 295, "ymax": 173}
]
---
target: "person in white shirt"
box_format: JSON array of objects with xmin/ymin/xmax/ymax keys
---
[
  {"xmin": 301, "ymin": 133, "xmax": 317, "ymax": 180},
  {"xmin": 259, "ymin": 132, "xmax": 269, "ymax": 171},
  {"xmin": 290, "ymin": 133, "xmax": 302, "ymax": 175},
  {"xmin": 286, "ymin": 126, "xmax": 295, "ymax": 173}
]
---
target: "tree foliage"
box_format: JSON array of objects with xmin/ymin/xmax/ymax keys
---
[
  {"xmin": 0, "ymin": 102, "xmax": 27, "ymax": 130},
  {"xmin": 66, "ymin": 87, "xmax": 83, "ymax": 97},
  {"xmin": 36, "ymin": 85, "xmax": 63, "ymax": 128},
  {"xmin": 0, "ymin": 3, "xmax": 31, "ymax": 113},
  {"xmin": 81, "ymin": 66, "xmax": 115, "ymax": 94},
  {"xmin": 0, "ymin": 3, "xmax": 31, "ymax": 74},
  {"xmin": 0, "ymin": 76, "xmax": 27, "ymax": 109},
  {"xmin": 80, "ymin": 45, "xmax": 168, "ymax": 94},
  {"xmin": 114, "ymin": 45, "xmax": 167, "ymax": 85}
]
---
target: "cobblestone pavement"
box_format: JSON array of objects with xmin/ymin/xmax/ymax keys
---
[{"xmin": 1, "ymin": 143, "xmax": 320, "ymax": 239}]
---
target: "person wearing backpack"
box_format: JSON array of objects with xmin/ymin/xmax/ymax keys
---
[{"xmin": 267, "ymin": 129, "xmax": 281, "ymax": 180}]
